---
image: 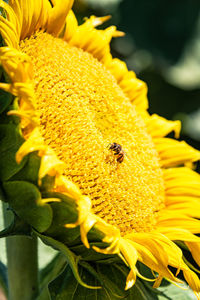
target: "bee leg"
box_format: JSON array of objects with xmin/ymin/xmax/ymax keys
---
[
  {"xmin": 117, "ymin": 153, "xmax": 124, "ymax": 163},
  {"xmin": 114, "ymin": 152, "xmax": 119, "ymax": 155}
]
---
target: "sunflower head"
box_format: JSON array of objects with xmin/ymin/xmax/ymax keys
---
[{"xmin": 0, "ymin": 0, "xmax": 200, "ymax": 298}]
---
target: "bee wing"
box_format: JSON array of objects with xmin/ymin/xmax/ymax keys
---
[{"xmin": 107, "ymin": 143, "xmax": 112, "ymax": 149}]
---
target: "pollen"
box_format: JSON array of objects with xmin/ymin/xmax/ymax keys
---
[{"xmin": 20, "ymin": 32, "xmax": 165, "ymax": 235}]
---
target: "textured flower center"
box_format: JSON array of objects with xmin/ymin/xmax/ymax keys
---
[{"xmin": 20, "ymin": 32, "xmax": 165, "ymax": 235}]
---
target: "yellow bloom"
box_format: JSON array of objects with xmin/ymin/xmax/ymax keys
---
[{"xmin": 0, "ymin": 0, "xmax": 200, "ymax": 297}]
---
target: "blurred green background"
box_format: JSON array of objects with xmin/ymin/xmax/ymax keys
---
[{"xmin": 74, "ymin": 0, "xmax": 200, "ymax": 170}]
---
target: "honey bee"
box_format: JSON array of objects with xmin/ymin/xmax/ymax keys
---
[{"xmin": 108, "ymin": 142, "xmax": 125, "ymax": 163}]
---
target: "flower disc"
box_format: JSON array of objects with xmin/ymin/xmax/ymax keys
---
[{"xmin": 20, "ymin": 31, "xmax": 165, "ymax": 235}]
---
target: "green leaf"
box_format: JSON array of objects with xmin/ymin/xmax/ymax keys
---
[
  {"xmin": 96, "ymin": 264, "xmax": 128, "ymax": 298},
  {"xmin": 0, "ymin": 89, "xmax": 12, "ymax": 114},
  {"xmin": 37, "ymin": 254, "xmax": 67, "ymax": 300},
  {"xmin": 35, "ymin": 231, "xmax": 100, "ymax": 290},
  {"xmin": 48, "ymin": 259, "xmax": 162, "ymax": 300},
  {"xmin": 0, "ymin": 124, "xmax": 26, "ymax": 181},
  {"xmin": 0, "ymin": 261, "xmax": 8, "ymax": 297},
  {"xmin": 2, "ymin": 181, "xmax": 53, "ymax": 232},
  {"xmin": 103, "ymin": 264, "xmax": 160, "ymax": 300},
  {"xmin": 127, "ymin": 280, "xmax": 158, "ymax": 300},
  {"xmin": 40, "ymin": 254, "xmax": 67, "ymax": 285},
  {"xmin": 158, "ymin": 283, "xmax": 196, "ymax": 300},
  {"xmin": 48, "ymin": 265, "xmax": 101, "ymax": 300},
  {"xmin": 35, "ymin": 232, "xmax": 167, "ymax": 300}
]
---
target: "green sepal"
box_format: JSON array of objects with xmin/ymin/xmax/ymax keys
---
[
  {"xmin": 0, "ymin": 89, "xmax": 13, "ymax": 115},
  {"xmin": 0, "ymin": 97, "xmax": 20, "ymax": 126},
  {"xmin": 35, "ymin": 231, "xmax": 101, "ymax": 290},
  {"xmin": 10, "ymin": 152, "xmax": 41, "ymax": 185},
  {"xmin": 0, "ymin": 261, "xmax": 8, "ymax": 298},
  {"xmin": 70, "ymin": 242, "xmax": 119, "ymax": 262},
  {"xmin": 40, "ymin": 175, "xmax": 56, "ymax": 192},
  {"xmin": 0, "ymin": 124, "xmax": 26, "ymax": 181},
  {"xmin": 2, "ymin": 181, "xmax": 53, "ymax": 232},
  {"xmin": 66, "ymin": 225, "xmax": 107, "ymax": 248},
  {"xmin": 42, "ymin": 192, "xmax": 80, "ymax": 244},
  {"xmin": 176, "ymin": 240, "xmax": 189, "ymax": 251},
  {"xmin": 42, "ymin": 192, "xmax": 78, "ymax": 222}
]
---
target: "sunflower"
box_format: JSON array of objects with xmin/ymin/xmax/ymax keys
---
[{"xmin": 0, "ymin": 0, "xmax": 200, "ymax": 298}]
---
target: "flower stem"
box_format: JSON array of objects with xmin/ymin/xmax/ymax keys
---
[{"xmin": 3, "ymin": 203, "xmax": 38, "ymax": 300}]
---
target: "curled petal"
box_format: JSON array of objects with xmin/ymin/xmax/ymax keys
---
[
  {"xmin": 16, "ymin": 127, "xmax": 46, "ymax": 163},
  {"xmin": 39, "ymin": 148, "xmax": 65, "ymax": 183},
  {"xmin": 125, "ymin": 269, "xmax": 137, "ymax": 290},
  {"xmin": 0, "ymin": 47, "xmax": 32, "ymax": 82},
  {"xmin": 55, "ymin": 175, "xmax": 83, "ymax": 199}
]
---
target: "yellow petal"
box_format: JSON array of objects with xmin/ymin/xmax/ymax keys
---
[
  {"xmin": 157, "ymin": 227, "xmax": 200, "ymax": 269},
  {"xmin": 157, "ymin": 227, "xmax": 200, "ymax": 243},
  {"xmin": 107, "ymin": 58, "xmax": 128, "ymax": 82},
  {"xmin": 157, "ymin": 213, "xmax": 200, "ymax": 234},
  {"xmin": 183, "ymin": 268, "xmax": 200, "ymax": 298},
  {"xmin": 56, "ymin": 175, "xmax": 94, "ymax": 248},
  {"xmin": 186, "ymin": 242, "xmax": 200, "ymax": 267},
  {"xmin": 7, "ymin": 109, "xmax": 39, "ymax": 128},
  {"xmin": 164, "ymin": 202, "xmax": 200, "ymax": 219},
  {"xmin": 154, "ymin": 138, "xmax": 200, "ymax": 167},
  {"xmin": 8, "ymin": 0, "xmax": 22, "ymax": 35},
  {"xmin": 0, "ymin": 0, "xmax": 19, "ymax": 33},
  {"xmin": 0, "ymin": 15, "xmax": 18, "ymax": 48},
  {"xmin": 67, "ymin": 15, "xmax": 119, "ymax": 64},
  {"xmin": 47, "ymin": 0, "xmax": 74, "ymax": 36},
  {"xmin": 125, "ymin": 269, "xmax": 137, "ymax": 290},
  {"xmin": 0, "ymin": 47, "xmax": 33, "ymax": 83},
  {"xmin": 0, "ymin": 0, "xmax": 19, "ymax": 47},
  {"xmin": 79, "ymin": 213, "xmax": 97, "ymax": 248},
  {"xmin": 93, "ymin": 218, "xmax": 120, "ymax": 254},
  {"xmin": 63, "ymin": 10, "xmax": 78, "ymax": 41},
  {"xmin": 163, "ymin": 168, "xmax": 200, "ymax": 217},
  {"xmin": 84, "ymin": 15, "xmax": 111, "ymax": 28},
  {"xmin": 146, "ymin": 114, "xmax": 181, "ymax": 138},
  {"xmin": 9, "ymin": 0, "xmax": 52, "ymax": 39},
  {"xmin": 119, "ymin": 71, "xmax": 148, "ymax": 112},
  {"xmin": 118, "ymin": 238, "xmax": 138, "ymax": 289},
  {"xmin": 127, "ymin": 237, "xmax": 182, "ymax": 284}
]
